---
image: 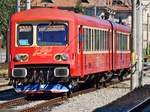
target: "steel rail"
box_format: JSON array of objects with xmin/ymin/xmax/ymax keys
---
[
  {"xmin": 0, "ymin": 84, "xmax": 8, "ymax": 88},
  {"xmin": 0, "ymin": 97, "xmax": 29, "ymax": 109},
  {"xmin": 128, "ymin": 97, "xmax": 150, "ymax": 112}
]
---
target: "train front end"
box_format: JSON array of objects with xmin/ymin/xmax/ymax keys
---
[{"xmin": 9, "ymin": 8, "xmax": 77, "ymax": 94}]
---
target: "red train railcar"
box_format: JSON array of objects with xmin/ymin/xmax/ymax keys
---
[{"xmin": 9, "ymin": 8, "xmax": 131, "ymax": 93}]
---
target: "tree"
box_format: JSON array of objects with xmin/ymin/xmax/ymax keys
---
[
  {"xmin": 0, "ymin": 0, "xmax": 16, "ymax": 39},
  {"xmin": 0, "ymin": 0, "xmax": 16, "ymax": 62},
  {"xmin": 75, "ymin": 1, "xmax": 84, "ymax": 13}
]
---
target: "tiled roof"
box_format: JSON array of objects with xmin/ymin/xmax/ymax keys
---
[
  {"xmin": 32, "ymin": 0, "xmax": 76, "ymax": 7},
  {"xmin": 112, "ymin": 6, "xmax": 131, "ymax": 11},
  {"xmin": 124, "ymin": 0, "xmax": 131, "ymax": 6},
  {"xmin": 31, "ymin": 0, "xmax": 131, "ymax": 10},
  {"xmin": 31, "ymin": 0, "xmax": 108, "ymax": 7}
]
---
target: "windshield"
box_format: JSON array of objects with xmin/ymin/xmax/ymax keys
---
[
  {"xmin": 37, "ymin": 22, "xmax": 68, "ymax": 46},
  {"xmin": 17, "ymin": 24, "xmax": 33, "ymax": 46}
]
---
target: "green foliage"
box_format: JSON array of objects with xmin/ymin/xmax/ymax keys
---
[
  {"xmin": 2, "ymin": 35, "xmax": 6, "ymax": 48},
  {"xmin": 0, "ymin": 0, "xmax": 16, "ymax": 36},
  {"xmin": 75, "ymin": 1, "xmax": 84, "ymax": 13},
  {"xmin": 145, "ymin": 44, "xmax": 150, "ymax": 55},
  {"xmin": 148, "ymin": 44, "xmax": 150, "ymax": 55}
]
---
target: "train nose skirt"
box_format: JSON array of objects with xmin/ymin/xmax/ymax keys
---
[{"xmin": 14, "ymin": 84, "xmax": 73, "ymax": 93}]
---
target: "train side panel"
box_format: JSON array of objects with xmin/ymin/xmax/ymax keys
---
[
  {"xmin": 76, "ymin": 16, "xmax": 112, "ymax": 77},
  {"xmin": 113, "ymin": 25, "xmax": 131, "ymax": 70}
]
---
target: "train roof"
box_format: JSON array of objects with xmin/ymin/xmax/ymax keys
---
[
  {"xmin": 11, "ymin": 8, "xmax": 75, "ymax": 22},
  {"xmin": 11, "ymin": 8, "xmax": 130, "ymax": 33},
  {"xmin": 75, "ymin": 13, "xmax": 111, "ymax": 29},
  {"xmin": 111, "ymin": 21, "xmax": 131, "ymax": 33}
]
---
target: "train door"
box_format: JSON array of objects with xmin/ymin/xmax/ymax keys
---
[
  {"xmin": 113, "ymin": 30, "xmax": 117, "ymax": 70},
  {"xmin": 120, "ymin": 33, "xmax": 124, "ymax": 68},
  {"xmin": 78, "ymin": 25, "xmax": 84, "ymax": 77},
  {"xmin": 111, "ymin": 29, "xmax": 117, "ymax": 70},
  {"xmin": 108, "ymin": 29, "xmax": 112, "ymax": 71},
  {"xmin": 108, "ymin": 21, "xmax": 116, "ymax": 71}
]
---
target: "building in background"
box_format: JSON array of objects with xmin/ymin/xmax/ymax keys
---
[{"xmin": 29, "ymin": 0, "xmax": 132, "ymax": 25}]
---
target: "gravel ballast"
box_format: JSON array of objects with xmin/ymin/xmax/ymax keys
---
[{"xmin": 48, "ymin": 72, "xmax": 150, "ymax": 112}]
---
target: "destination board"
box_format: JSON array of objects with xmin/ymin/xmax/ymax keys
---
[
  {"xmin": 38, "ymin": 25, "xmax": 65, "ymax": 32},
  {"xmin": 18, "ymin": 25, "xmax": 32, "ymax": 32}
]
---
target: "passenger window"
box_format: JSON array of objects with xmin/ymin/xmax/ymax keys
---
[{"xmin": 17, "ymin": 24, "xmax": 33, "ymax": 46}]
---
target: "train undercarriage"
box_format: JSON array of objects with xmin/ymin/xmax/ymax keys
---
[{"xmin": 11, "ymin": 64, "xmax": 131, "ymax": 94}]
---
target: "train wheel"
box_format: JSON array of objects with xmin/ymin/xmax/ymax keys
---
[
  {"xmin": 105, "ymin": 72, "xmax": 113, "ymax": 82},
  {"xmin": 94, "ymin": 82, "xmax": 101, "ymax": 89},
  {"xmin": 118, "ymin": 75, "xmax": 123, "ymax": 81},
  {"xmin": 99, "ymin": 76, "xmax": 106, "ymax": 87},
  {"xmin": 92, "ymin": 75, "xmax": 100, "ymax": 89},
  {"xmin": 70, "ymin": 80, "xmax": 79, "ymax": 92},
  {"xmin": 118, "ymin": 69, "xmax": 125, "ymax": 81}
]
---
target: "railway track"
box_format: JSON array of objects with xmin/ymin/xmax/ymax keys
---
[
  {"xmin": 0, "ymin": 83, "xmax": 8, "ymax": 88},
  {"xmin": 20, "ymin": 88, "xmax": 96, "ymax": 112},
  {"xmin": 0, "ymin": 86, "xmax": 97, "ymax": 112},
  {"xmin": 20, "ymin": 77, "xmax": 131, "ymax": 112},
  {"xmin": 0, "ymin": 97, "xmax": 30, "ymax": 109},
  {"xmin": 0, "ymin": 77, "xmax": 130, "ymax": 112},
  {"xmin": 128, "ymin": 97, "xmax": 150, "ymax": 112}
]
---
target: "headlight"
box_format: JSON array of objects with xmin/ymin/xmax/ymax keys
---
[
  {"xmin": 14, "ymin": 54, "xmax": 28, "ymax": 62},
  {"xmin": 55, "ymin": 54, "xmax": 61, "ymax": 61},
  {"xmin": 54, "ymin": 54, "xmax": 68, "ymax": 61},
  {"xmin": 15, "ymin": 55, "xmax": 22, "ymax": 62},
  {"xmin": 21, "ymin": 55, "xmax": 28, "ymax": 61},
  {"xmin": 61, "ymin": 54, "xmax": 68, "ymax": 61}
]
